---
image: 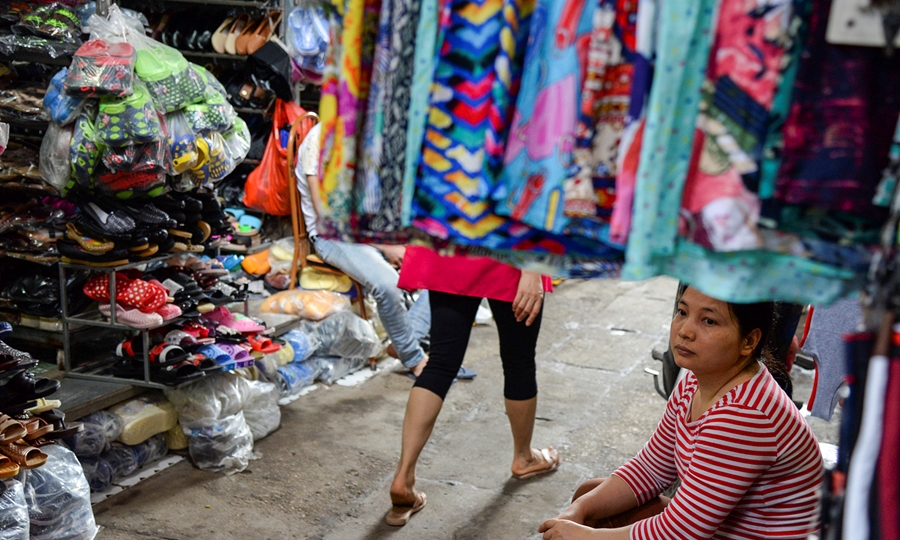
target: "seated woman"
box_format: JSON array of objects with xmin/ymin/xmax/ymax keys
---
[{"xmin": 539, "ymin": 286, "xmax": 823, "ymax": 539}]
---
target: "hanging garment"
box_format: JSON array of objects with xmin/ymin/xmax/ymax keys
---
[
  {"xmin": 318, "ymin": 0, "xmax": 381, "ymax": 239},
  {"xmin": 621, "ymin": 0, "xmax": 864, "ymax": 304},
  {"xmin": 775, "ymin": 0, "xmax": 900, "ymax": 218},
  {"xmin": 361, "ymin": 0, "xmax": 421, "ymax": 241}
]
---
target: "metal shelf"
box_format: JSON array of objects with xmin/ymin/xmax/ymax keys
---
[
  {"xmin": 161, "ymin": 0, "xmax": 277, "ymax": 7},
  {"xmin": 180, "ymin": 50, "xmax": 247, "ymax": 61}
]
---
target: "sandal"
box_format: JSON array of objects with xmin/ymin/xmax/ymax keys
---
[
  {"xmin": 246, "ymin": 334, "xmax": 280, "ymax": 354},
  {"xmin": 385, "ymin": 492, "xmax": 427, "ymax": 527},
  {"xmin": 155, "ymin": 359, "xmax": 203, "ymax": 385},
  {"xmin": 22, "ymin": 417, "xmax": 53, "ymax": 441},
  {"xmin": 0, "ymin": 441, "xmax": 48, "ymax": 469},
  {"xmin": 511, "ymin": 447, "xmax": 561, "ymax": 480},
  {"xmin": 0, "ymin": 414, "xmax": 26, "ymax": 444},
  {"xmin": 37, "ymin": 409, "xmax": 84, "ymax": 440},
  {"xmin": 0, "ymin": 454, "xmax": 18, "ymax": 479},
  {"xmin": 1, "ymin": 371, "xmax": 60, "ymax": 402}
]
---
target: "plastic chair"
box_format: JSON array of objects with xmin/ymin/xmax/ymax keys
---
[{"xmin": 285, "ymin": 113, "xmax": 370, "ymax": 323}]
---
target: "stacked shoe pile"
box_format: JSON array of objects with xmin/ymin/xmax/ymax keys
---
[
  {"xmin": 38, "ymin": 6, "xmax": 250, "ymax": 204},
  {"xmin": 109, "ymin": 303, "xmax": 280, "ymax": 386},
  {"xmin": 0, "ymin": 323, "xmax": 83, "ymax": 480},
  {"xmin": 58, "ymin": 188, "xmax": 233, "ymax": 266}
]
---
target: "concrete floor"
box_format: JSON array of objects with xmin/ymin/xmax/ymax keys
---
[{"xmin": 93, "ymin": 277, "xmax": 838, "ymax": 540}]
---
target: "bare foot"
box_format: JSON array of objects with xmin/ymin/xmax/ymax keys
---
[
  {"xmin": 410, "ymin": 355, "xmax": 429, "ymax": 377},
  {"xmin": 511, "ymin": 447, "xmax": 561, "ymax": 480}
]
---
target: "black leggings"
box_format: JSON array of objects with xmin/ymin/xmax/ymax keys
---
[{"xmin": 413, "ymin": 290, "xmax": 543, "ymax": 401}]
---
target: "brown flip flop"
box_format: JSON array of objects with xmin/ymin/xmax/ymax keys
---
[
  {"xmin": 0, "ymin": 414, "xmax": 26, "ymax": 445},
  {"xmin": 385, "ymin": 492, "xmax": 427, "ymax": 527},
  {"xmin": 512, "ymin": 447, "xmax": 561, "ymax": 480},
  {"xmin": 22, "ymin": 417, "xmax": 53, "ymax": 441},
  {"xmin": 0, "ymin": 454, "xmax": 19, "ymax": 479}
]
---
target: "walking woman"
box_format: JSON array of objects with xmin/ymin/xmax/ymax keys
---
[{"xmin": 386, "ymin": 246, "xmax": 560, "ymax": 526}]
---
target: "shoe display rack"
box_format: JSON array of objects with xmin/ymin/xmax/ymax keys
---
[{"xmin": 57, "ymin": 254, "xmax": 247, "ymax": 390}]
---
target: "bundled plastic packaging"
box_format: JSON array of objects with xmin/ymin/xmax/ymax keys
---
[
  {"xmin": 108, "ymin": 395, "xmax": 178, "ymax": 446},
  {"xmin": 0, "ymin": 479, "xmax": 28, "ymax": 540},
  {"xmin": 65, "ymin": 39, "xmax": 136, "ymax": 98},
  {"xmin": 63, "ymin": 410, "xmax": 123, "ymax": 458},
  {"xmin": 165, "ymin": 373, "xmax": 262, "ymax": 474},
  {"xmin": 300, "ymin": 310, "xmax": 383, "ymax": 360},
  {"xmin": 81, "ymin": 433, "xmax": 168, "ymax": 492},
  {"xmin": 19, "ymin": 445, "xmax": 98, "ymax": 540},
  {"xmin": 182, "ymin": 412, "xmax": 254, "ymax": 474},
  {"xmin": 44, "ymin": 69, "xmax": 85, "ymax": 125},
  {"xmin": 69, "ymin": 102, "xmax": 102, "ymax": 190},
  {"xmin": 275, "ymin": 360, "xmax": 320, "ymax": 396},
  {"xmin": 312, "ymin": 356, "xmax": 368, "ymax": 385},
  {"xmin": 78, "ymin": 3, "xmax": 148, "ymax": 34},
  {"xmin": 241, "ymin": 379, "xmax": 280, "ymax": 441},
  {"xmin": 15, "ymin": 3, "xmax": 81, "ymax": 43},
  {"xmin": 188, "ymin": 132, "xmax": 233, "ymax": 185},
  {"xmin": 165, "ymin": 110, "xmax": 198, "ymax": 174},
  {"xmin": 261, "ymin": 289, "xmax": 350, "ymax": 320},
  {"xmin": 222, "ymin": 115, "xmax": 250, "ymax": 164},
  {"xmin": 39, "ymin": 122, "xmax": 74, "ymax": 192},
  {"xmin": 95, "ymin": 79, "xmax": 161, "ymax": 147},
  {"xmin": 129, "ymin": 30, "xmax": 205, "ymax": 113},
  {"xmin": 184, "ymin": 87, "xmax": 236, "ymax": 134},
  {"xmin": 281, "ymin": 329, "xmax": 319, "ymax": 363},
  {"xmin": 101, "ymin": 140, "xmax": 167, "ymax": 174}
]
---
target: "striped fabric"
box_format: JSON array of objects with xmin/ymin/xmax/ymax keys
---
[{"xmin": 613, "ymin": 367, "xmax": 823, "ymax": 539}]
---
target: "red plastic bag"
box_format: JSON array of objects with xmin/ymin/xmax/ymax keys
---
[{"xmin": 243, "ymin": 98, "xmax": 306, "ymax": 216}]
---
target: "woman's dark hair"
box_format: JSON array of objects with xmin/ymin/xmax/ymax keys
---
[{"xmin": 678, "ymin": 285, "xmax": 793, "ymax": 397}]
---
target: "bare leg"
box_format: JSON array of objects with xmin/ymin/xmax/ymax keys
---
[
  {"xmin": 390, "ymin": 387, "xmax": 443, "ymax": 505},
  {"xmin": 507, "ymin": 397, "xmax": 558, "ymax": 477}
]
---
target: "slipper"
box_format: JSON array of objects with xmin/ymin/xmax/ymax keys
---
[
  {"xmin": 0, "ymin": 414, "xmax": 27, "ymax": 445},
  {"xmin": 216, "ymin": 343, "xmax": 253, "ymax": 368},
  {"xmin": 0, "ymin": 441, "xmax": 48, "ymax": 469},
  {"xmin": 385, "ymin": 492, "xmax": 426, "ymax": 527},
  {"xmin": 155, "ymin": 359, "xmax": 204, "ymax": 385},
  {"xmin": 512, "ymin": 447, "xmax": 561, "ymax": 480},
  {"xmin": 0, "ymin": 322, "xmax": 10, "ymax": 339},
  {"xmin": 1, "ymin": 371, "xmax": 61, "ymax": 401},
  {"xmin": 246, "ymin": 334, "xmax": 280, "ymax": 354},
  {"xmin": 37, "ymin": 409, "xmax": 84, "ymax": 440},
  {"xmin": 0, "ymin": 454, "xmax": 18, "ymax": 479},
  {"xmin": 22, "ymin": 417, "xmax": 53, "ymax": 441},
  {"xmin": 99, "ymin": 303, "xmax": 165, "ymax": 329},
  {"xmin": 24, "ymin": 398, "xmax": 62, "ymax": 414},
  {"xmin": 196, "ymin": 344, "xmax": 233, "ymax": 368}
]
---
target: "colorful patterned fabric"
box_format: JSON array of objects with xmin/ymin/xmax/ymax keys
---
[
  {"xmin": 678, "ymin": 0, "xmax": 794, "ymax": 253},
  {"xmin": 318, "ymin": 0, "xmax": 381, "ymax": 239},
  {"xmin": 402, "ymin": 0, "xmax": 439, "ymax": 226},
  {"xmin": 411, "ymin": 0, "xmax": 536, "ymax": 243},
  {"xmin": 360, "ymin": 0, "xmax": 420, "ymax": 242},
  {"xmin": 774, "ymin": 0, "xmax": 900, "ymax": 217},
  {"xmin": 492, "ymin": 0, "xmax": 594, "ymax": 235}
]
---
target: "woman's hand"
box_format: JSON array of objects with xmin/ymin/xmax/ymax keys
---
[
  {"xmin": 538, "ymin": 519, "xmax": 598, "ymax": 539},
  {"xmin": 513, "ymin": 271, "xmax": 543, "ymax": 326},
  {"xmin": 375, "ymin": 244, "xmax": 406, "ymax": 270}
]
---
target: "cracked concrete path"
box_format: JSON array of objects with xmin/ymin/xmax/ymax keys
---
[{"xmin": 94, "ymin": 277, "xmax": 836, "ymax": 539}]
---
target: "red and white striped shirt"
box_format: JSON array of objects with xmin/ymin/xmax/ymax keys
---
[{"xmin": 613, "ymin": 366, "xmax": 823, "ymax": 539}]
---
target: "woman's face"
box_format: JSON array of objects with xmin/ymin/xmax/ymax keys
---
[{"xmin": 669, "ymin": 287, "xmax": 759, "ymax": 377}]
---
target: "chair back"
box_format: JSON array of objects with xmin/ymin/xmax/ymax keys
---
[{"xmin": 286, "ymin": 112, "xmax": 319, "ymax": 289}]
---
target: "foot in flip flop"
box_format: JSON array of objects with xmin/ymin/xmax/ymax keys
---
[
  {"xmin": 385, "ymin": 491, "xmax": 426, "ymax": 527},
  {"xmin": 511, "ymin": 447, "xmax": 561, "ymax": 480}
]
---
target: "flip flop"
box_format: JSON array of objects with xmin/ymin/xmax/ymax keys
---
[
  {"xmin": 385, "ymin": 492, "xmax": 426, "ymax": 527},
  {"xmin": 0, "ymin": 454, "xmax": 18, "ymax": 479},
  {"xmin": 246, "ymin": 334, "xmax": 280, "ymax": 354},
  {"xmin": 512, "ymin": 447, "xmax": 561, "ymax": 480},
  {"xmin": 0, "ymin": 441, "xmax": 48, "ymax": 469},
  {"xmin": 22, "ymin": 417, "xmax": 53, "ymax": 441}
]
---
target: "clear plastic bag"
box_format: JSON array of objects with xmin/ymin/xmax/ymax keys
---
[
  {"xmin": 222, "ymin": 116, "xmax": 250, "ymax": 166},
  {"xmin": 300, "ymin": 310, "xmax": 383, "ymax": 359},
  {"xmin": 260, "ymin": 289, "xmax": 350, "ymax": 320},
  {"xmin": 65, "ymin": 39, "xmax": 136, "ymax": 98},
  {"xmin": 95, "ymin": 79, "xmax": 162, "ymax": 148},
  {"xmin": 267, "ymin": 237, "xmax": 295, "ymax": 275},
  {"xmin": 164, "ymin": 372, "xmax": 248, "ymax": 424},
  {"xmin": 182, "ymin": 411, "xmax": 254, "ymax": 475},
  {"xmin": 78, "ymin": 3, "xmax": 148, "ymax": 34},
  {"xmin": 184, "ymin": 87, "xmax": 236, "ymax": 134},
  {"xmin": 241, "ymin": 379, "xmax": 280, "ymax": 441},
  {"xmin": 312, "ymin": 356, "xmax": 368, "ymax": 385},
  {"xmin": 69, "ymin": 102, "xmax": 102, "ymax": 190},
  {"xmin": 77, "ymin": 456, "xmax": 113, "ymax": 492},
  {"xmin": 108, "ymin": 395, "xmax": 177, "ymax": 446},
  {"xmin": 39, "ymin": 121, "xmax": 74, "ymax": 192},
  {"xmin": 276, "ymin": 360, "xmax": 323, "ymax": 395},
  {"xmin": 44, "ymin": 69, "xmax": 85, "ymax": 126},
  {"xmin": 15, "ymin": 3, "xmax": 81, "ymax": 44},
  {"xmin": 281, "ymin": 329, "xmax": 320, "ymax": 363},
  {"xmin": 101, "ymin": 140, "xmax": 167, "ymax": 174},
  {"xmin": 0, "ymin": 479, "xmax": 28, "ymax": 540},
  {"xmin": 99, "ymin": 443, "xmax": 139, "ymax": 480},
  {"xmin": 165, "ymin": 110, "xmax": 198, "ymax": 174},
  {"xmin": 189, "ymin": 132, "xmax": 234, "ymax": 186},
  {"xmin": 63, "ymin": 410, "xmax": 124, "ymax": 459},
  {"xmin": 19, "ymin": 445, "xmax": 98, "ymax": 540}
]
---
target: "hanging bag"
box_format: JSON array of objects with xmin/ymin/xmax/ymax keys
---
[{"xmin": 243, "ymin": 98, "xmax": 306, "ymax": 216}]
